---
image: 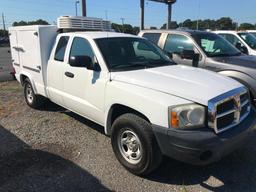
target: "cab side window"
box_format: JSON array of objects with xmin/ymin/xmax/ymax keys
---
[
  {"xmin": 69, "ymin": 37, "xmax": 95, "ymax": 64},
  {"xmin": 219, "ymin": 34, "xmax": 243, "ymax": 46},
  {"xmin": 54, "ymin": 36, "xmax": 69, "ymax": 61},
  {"xmin": 142, "ymin": 33, "xmax": 161, "ymax": 45},
  {"xmin": 164, "ymin": 34, "xmax": 194, "ymax": 54}
]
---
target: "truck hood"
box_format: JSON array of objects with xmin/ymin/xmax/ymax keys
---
[{"xmin": 111, "ymin": 65, "xmax": 242, "ymax": 106}]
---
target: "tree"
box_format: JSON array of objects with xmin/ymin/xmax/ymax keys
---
[
  {"xmin": 239, "ymin": 23, "xmax": 256, "ymax": 30},
  {"xmin": 0, "ymin": 29, "xmax": 8, "ymax": 37},
  {"xmin": 161, "ymin": 21, "xmax": 179, "ymax": 29},
  {"xmin": 216, "ymin": 17, "xmax": 236, "ymax": 30},
  {"xmin": 133, "ymin": 26, "xmax": 140, "ymax": 35},
  {"xmin": 111, "ymin": 23, "xmax": 140, "ymax": 35},
  {"xmin": 111, "ymin": 23, "xmax": 123, "ymax": 32},
  {"xmin": 180, "ymin": 19, "xmax": 194, "ymax": 29},
  {"xmin": 12, "ymin": 19, "xmax": 49, "ymax": 26}
]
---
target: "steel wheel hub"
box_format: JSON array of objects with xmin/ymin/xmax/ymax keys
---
[
  {"xmin": 26, "ymin": 84, "xmax": 34, "ymax": 104},
  {"xmin": 118, "ymin": 129, "xmax": 142, "ymax": 165}
]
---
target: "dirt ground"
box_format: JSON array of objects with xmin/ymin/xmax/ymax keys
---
[{"xmin": 0, "ymin": 81, "xmax": 256, "ymax": 192}]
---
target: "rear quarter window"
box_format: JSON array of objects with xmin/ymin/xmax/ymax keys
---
[
  {"xmin": 54, "ymin": 36, "xmax": 70, "ymax": 61},
  {"xmin": 142, "ymin": 33, "xmax": 161, "ymax": 45}
]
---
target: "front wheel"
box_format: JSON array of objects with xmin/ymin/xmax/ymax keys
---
[
  {"xmin": 24, "ymin": 78, "xmax": 45, "ymax": 109},
  {"xmin": 111, "ymin": 113, "xmax": 162, "ymax": 176}
]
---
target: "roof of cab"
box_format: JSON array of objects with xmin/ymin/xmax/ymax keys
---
[
  {"xmin": 140, "ymin": 29, "xmax": 214, "ymax": 36},
  {"xmin": 60, "ymin": 31, "xmax": 138, "ymax": 39}
]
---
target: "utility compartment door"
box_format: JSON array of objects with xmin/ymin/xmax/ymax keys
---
[
  {"xmin": 17, "ymin": 29, "xmax": 45, "ymax": 95},
  {"xmin": 9, "ymin": 30, "xmax": 21, "ymax": 77}
]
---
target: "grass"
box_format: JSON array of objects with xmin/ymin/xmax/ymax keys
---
[{"xmin": 0, "ymin": 81, "xmax": 22, "ymax": 93}]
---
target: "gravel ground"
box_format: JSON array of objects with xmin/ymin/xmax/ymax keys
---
[{"xmin": 0, "ymin": 81, "xmax": 256, "ymax": 192}]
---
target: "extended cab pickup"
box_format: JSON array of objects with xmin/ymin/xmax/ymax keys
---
[
  {"xmin": 9, "ymin": 24, "xmax": 256, "ymax": 175},
  {"xmin": 139, "ymin": 30, "xmax": 256, "ymax": 105}
]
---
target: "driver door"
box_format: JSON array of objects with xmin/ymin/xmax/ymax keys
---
[{"xmin": 62, "ymin": 36, "xmax": 106, "ymax": 124}]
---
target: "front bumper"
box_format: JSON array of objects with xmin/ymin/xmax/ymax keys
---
[{"xmin": 153, "ymin": 108, "xmax": 256, "ymax": 165}]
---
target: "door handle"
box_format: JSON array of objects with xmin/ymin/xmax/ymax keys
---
[{"xmin": 65, "ymin": 72, "xmax": 75, "ymax": 78}]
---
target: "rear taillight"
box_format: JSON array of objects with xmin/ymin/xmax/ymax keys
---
[{"xmin": 10, "ymin": 67, "xmax": 16, "ymax": 75}]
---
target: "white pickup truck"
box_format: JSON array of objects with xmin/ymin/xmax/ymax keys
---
[{"xmin": 9, "ymin": 20, "xmax": 256, "ymax": 175}]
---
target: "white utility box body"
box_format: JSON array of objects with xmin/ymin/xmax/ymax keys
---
[{"xmin": 9, "ymin": 25, "xmax": 57, "ymax": 96}]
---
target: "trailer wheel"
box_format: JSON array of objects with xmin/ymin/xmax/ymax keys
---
[{"xmin": 24, "ymin": 78, "xmax": 45, "ymax": 109}]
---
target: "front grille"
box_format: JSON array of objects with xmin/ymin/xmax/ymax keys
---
[
  {"xmin": 208, "ymin": 87, "xmax": 251, "ymax": 134},
  {"xmin": 217, "ymin": 112, "xmax": 235, "ymax": 129}
]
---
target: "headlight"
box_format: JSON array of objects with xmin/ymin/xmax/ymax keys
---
[{"xmin": 169, "ymin": 104, "xmax": 206, "ymax": 129}]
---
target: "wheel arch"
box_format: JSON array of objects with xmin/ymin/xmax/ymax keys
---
[
  {"xmin": 105, "ymin": 103, "xmax": 151, "ymax": 136},
  {"xmin": 218, "ymin": 70, "xmax": 256, "ymax": 98},
  {"xmin": 19, "ymin": 72, "xmax": 38, "ymax": 94}
]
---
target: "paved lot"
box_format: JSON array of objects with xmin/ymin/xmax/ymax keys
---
[
  {"xmin": 0, "ymin": 81, "xmax": 256, "ymax": 192},
  {"xmin": 0, "ymin": 46, "xmax": 13, "ymax": 82}
]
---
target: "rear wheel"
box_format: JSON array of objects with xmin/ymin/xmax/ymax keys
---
[
  {"xmin": 111, "ymin": 113, "xmax": 162, "ymax": 175},
  {"xmin": 24, "ymin": 78, "xmax": 45, "ymax": 109}
]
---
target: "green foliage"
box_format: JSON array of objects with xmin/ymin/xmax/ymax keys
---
[
  {"xmin": 12, "ymin": 19, "xmax": 49, "ymax": 27},
  {"xmin": 0, "ymin": 29, "xmax": 8, "ymax": 37},
  {"xmin": 216, "ymin": 17, "xmax": 236, "ymax": 30},
  {"xmin": 111, "ymin": 23, "xmax": 140, "ymax": 35},
  {"xmin": 177, "ymin": 17, "xmax": 237, "ymax": 30},
  {"xmin": 161, "ymin": 21, "xmax": 179, "ymax": 29},
  {"xmin": 239, "ymin": 23, "xmax": 256, "ymax": 30}
]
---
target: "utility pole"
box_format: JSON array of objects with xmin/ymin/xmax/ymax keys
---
[
  {"xmin": 121, "ymin": 18, "xmax": 125, "ymax": 32},
  {"xmin": 197, "ymin": 0, "xmax": 200, "ymax": 30},
  {"xmin": 75, "ymin": 0, "xmax": 80, "ymax": 16},
  {"xmin": 167, "ymin": 3, "xmax": 172, "ymax": 29},
  {"xmin": 140, "ymin": 0, "xmax": 145, "ymax": 30},
  {"xmin": 81, "ymin": 0, "xmax": 86, "ymax": 17},
  {"xmin": 148, "ymin": 1, "xmax": 177, "ymax": 30},
  {"xmin": 105, "ymin": 10, "xmax": 108, "ymax": 21},
  {"xmin": 2, "ymin": 13, "xmax": 6, "ymax": 33}
]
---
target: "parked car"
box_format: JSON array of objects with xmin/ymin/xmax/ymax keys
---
[
  {"xmin": 247, "ymin": 30, "xmax": 256, "ymax": 37},
  {"xmin": 213, "ymin": 31, "xmax": 256, "ymax": 56},
  {"xmin": 138, "ymin": 30, "xmax": 256, "ymax": 105},
  {"xmin": 9, "ymin": 18, "xmax": 256, "ymax": 175}
]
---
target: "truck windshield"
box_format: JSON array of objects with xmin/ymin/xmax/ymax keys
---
[
  {"xmin": 95, "ymin": 37, "xmax": 175, "ymax": 71},
  {"xmin": 192, "ymin": 33, "xmax": 241, "ymax": 57},
  {"xmin": 238, "ymin": 32, "xmax": 256, "ymax": 50}
]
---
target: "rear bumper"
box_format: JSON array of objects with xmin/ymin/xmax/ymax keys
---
[{"xmin": 153, "ymin": 108, "xmax": 256, "ymax": 165}]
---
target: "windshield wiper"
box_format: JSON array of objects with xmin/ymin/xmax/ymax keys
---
[{"xmin": 110, "ymin": 63, "xmax": 149, "ymax": 71}]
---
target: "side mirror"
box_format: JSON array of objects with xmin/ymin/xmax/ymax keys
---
[
  {"xmin": 69, "ymin": 55, "xmax": 94, "ymax": 69},
  {"xmin": 236, "ymin": 42, "xmax": 248, "ymax": 55},
  {"xmin": 180, "ymin": 50, "xmax": 200, "ymax": 67},
  {"xmin": 180, "ymin": 50, "xmax": 196, "ymax": 60},
  {"xmin": 192, "ymin": 53, "xmax": 200, "ymax": 67},
  {"xmin": 165, "ymin": 51, "xmax": 173, "ymax": 59}
]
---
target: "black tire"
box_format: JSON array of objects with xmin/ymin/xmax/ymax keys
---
[
  {"xmin": 23, "ymin": 78, "xmax": 45, "ymax": 109},
  {"xmin": 111, "ymin": 113, "xmax": 162, "ymax": 176}
]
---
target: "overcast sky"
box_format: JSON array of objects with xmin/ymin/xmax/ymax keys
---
[{"xmin": 1, "ymin": 0, "xmax": 256, "ymax": 29}]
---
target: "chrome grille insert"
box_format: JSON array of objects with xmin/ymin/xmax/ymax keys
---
[{"xmin": 208, "ymin": 87, "xmax": 251, "ymax": 134}]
